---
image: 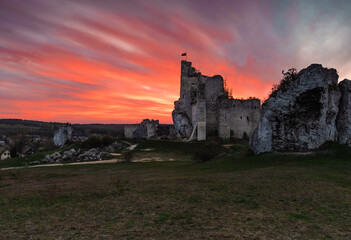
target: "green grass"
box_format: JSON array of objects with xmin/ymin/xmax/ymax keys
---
[
  {"xmin": 136, "ymin": 139, "xmax": 225, "ymax": 152},
  {"xmin": 0, "ymin": 141, "xmax": 350, "ymax": 239}
]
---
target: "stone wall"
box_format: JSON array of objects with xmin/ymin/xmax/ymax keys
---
[
  {"xmin": 204, "ymin": 75, "xmax": 225, "ymax": 136},
  {"xmin": 124, "ymin": 119, "xmax": 162, "ymax": 140},
  {"xmin": 173, "ymin": 60, "xmax": 261, "ymax": 140},
  {"xmin": 219, "ymin": 98, "xmax": 261, "ymax": 139}
]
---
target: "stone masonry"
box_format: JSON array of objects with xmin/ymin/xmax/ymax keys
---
[
  {"xmin": 124, "ymin": 119, "xmax": 159, "ymax": 140},
  {"xmin": 173, "ymin": 60, "xmax": 260, "ymax": 140}
]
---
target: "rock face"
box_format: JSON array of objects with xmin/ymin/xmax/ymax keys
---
[
  {"xmin": 53, "ymin": 125, "xmax": 73, "ymax": 148},
  {"xmin": 172, "ymin": 111, "xmax": 193, "ymax": 138},
  {"xmin": 336, "ymin": 79, "xmax": 351, "ymax": 146},
  {"xmin": 249, "ymin": 64, "xmax": 341, "ymax": 154}
]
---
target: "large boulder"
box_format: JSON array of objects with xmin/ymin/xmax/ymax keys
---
[
  {"xmin": 249, "ymin": 64, "xmax": 340, "ymax": 154},
  {"xmin": 172, "ymin": 98, "xmax": 193, "ymax": 139},
  {"xmin": 172, "ymin": 111, "xmax": 193, "ymax": 138},
  {"xmin": 336, "ymin": 79, "xmax": 351, "ymax": 146},
  {"xmin": 53, "ymin": 125, "xmax": 73, "ymax": 148}
]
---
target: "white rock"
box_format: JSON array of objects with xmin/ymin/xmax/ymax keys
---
[
  {"xmin": 53, "ymin": 125, "xmax": 73, "ymax": 148},
  {"xmin": 250, "ymin": 64, "xmax": 341, "ymax": 154}
]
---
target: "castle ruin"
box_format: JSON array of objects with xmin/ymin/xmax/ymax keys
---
[{"xmin": 172, "ymin": 60, "xmax": 261, "ymax": 140}]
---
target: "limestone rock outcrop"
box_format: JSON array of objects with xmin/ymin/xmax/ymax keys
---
[
  {"xmin": 249, "ymin": 64, "xmax": 341, "ymax": 154},
  {"xmin": 172, "ymin": 110, "xmax": 193, "ymax": 138},
  {"xmin": 53, "ymin": 125, "xmax": 73, "ymax": 148},
  {"xmin": 336, "ymin": 79, "xmax": 351, "ymax": 146}
]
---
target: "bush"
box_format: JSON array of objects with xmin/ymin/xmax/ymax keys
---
[
  {"xmin": 193, "ymin": 144, "xmax": 222, "ymax": 163},
  {"xmin": 102, "ymin": 135, "xmax": 114, "ymax": 146},
  {"xmin": 80, "ymin": 135, "xmax": 115, "ymax": 149},
  {"xmin": 122, "ymin": 150, "xmax": 133, "ymax": 163},
  {"xmin": 270, "ymin": 68, "xmax": 298, "ymax": 98},
  {"xmin": 81, "ymin": 136, "xmax": 102, "ymax": 149}
]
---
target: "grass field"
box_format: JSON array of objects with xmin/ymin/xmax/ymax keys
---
[{"xmin": 0, "ymin": 141, "xmax": 350, "ymax": 239}]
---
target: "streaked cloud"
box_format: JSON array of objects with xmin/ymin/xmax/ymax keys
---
[{"xmin": 0, "ymin": 0, "xmax": 350, "ymax": 123}]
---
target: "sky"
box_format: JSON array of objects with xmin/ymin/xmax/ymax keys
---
[{"xmin": 1, "ymin": 0, "xmax": 351, "ymax": 124}]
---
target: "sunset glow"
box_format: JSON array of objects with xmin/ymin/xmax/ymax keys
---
[{"xmin": 1, "ymin": 0, "xmax": 351, "ymax": 123}]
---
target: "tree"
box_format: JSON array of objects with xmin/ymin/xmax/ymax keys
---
[{"xmin": 270, "ymin": 68, "xmax": 298, "ymax": 98}]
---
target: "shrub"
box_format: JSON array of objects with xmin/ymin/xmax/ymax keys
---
[
  {"xmin": 102, "ymin": 135, "xmax": 114, "ymax": 146},
  {"xmin": 193, "ymin": 144, "xmax": 222, "ymax": 163},
  {"xmin": 122, "ymin": 150, "xmax": 133, "ymax": 163},
  {"xmin": 81, "ymin": 136, "xmax": 102, "ymax": 149},
  {"xmin": 270, "ymin": 68, "xmax": 298, "ymax": 98}
]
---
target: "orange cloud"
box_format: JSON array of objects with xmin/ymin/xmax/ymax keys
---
[{"xmin": 1, "ymin": 0, "xmax": 350, "ymax": 124}]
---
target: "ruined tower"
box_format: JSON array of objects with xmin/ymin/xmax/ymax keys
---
[{"xmin": 173, "ymin": 60, "xmax": 261, "ymax": 141}]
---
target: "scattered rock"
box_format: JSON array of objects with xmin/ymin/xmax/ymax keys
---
[
  {"xmin": 103, "ymin": 141, "xmax": 128, "ymax": 153},
  {"xmin": 53, "ymin": 125, "xmax": 73, "ymax": 148},
  {"xmin": 77, "ymin": 148, "xmax": 105, "ymax": 162},
  {"xmin": 30, "ymin": 141, "xmax": 129, "ymax": 165},
  {"xmin": 61, "ymin": 148, "xmax": 79, "ymax": 161},
  {"xmin": 250, "ymin": 64, "xmax": 341, "ymax": 154},
  {"xmin": 336, "ymin": 79, "xmax": 351, "ymax": 146}
]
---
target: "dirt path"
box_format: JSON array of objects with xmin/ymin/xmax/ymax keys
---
[
  {"xmin": 0, "ymin": 142, "xmax": 138, "ymax": 172},
  {"xmin": 118, "ymin": 140, "xmax": 132, "ymax": 146},
  {"xmin": 0, "ymin": 159, "xmax": 121, "ymax": 171},
  {"xmin": 0, "ymin": 148, "xmax": 175, "ymax": 171}
]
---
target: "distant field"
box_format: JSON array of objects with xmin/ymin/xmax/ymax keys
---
[
  {"xmin": 0, "ymin": 119, "xmax": 125, "ymax": 137},
  {"xmin": 0, "ymin": 141, "xmax": 350, "ymax": 239}
]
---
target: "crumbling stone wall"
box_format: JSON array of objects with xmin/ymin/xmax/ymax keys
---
[
  {"xmin": 204, "ymin": 75, "xmax": 225, "ymax": 136},
  {"xmin": 173, "ymin": 60, "xmax": 260, "ymax": 140},
  {"xmin": 219, "ymin": 98, "xmax": 261, "ymax": 139},
  {"xmin": 124, "ymin": 119, "xmax": 159, "ymax": 140}
]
